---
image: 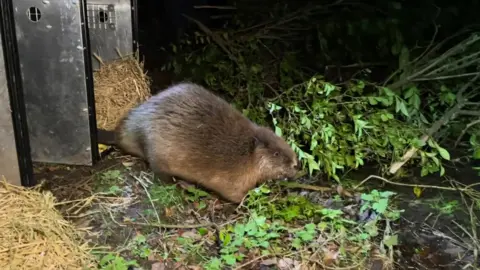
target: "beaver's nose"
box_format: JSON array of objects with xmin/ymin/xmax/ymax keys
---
[{"xmin": 294, "ymin": 158, "xmax": 302, "ymax": 169}]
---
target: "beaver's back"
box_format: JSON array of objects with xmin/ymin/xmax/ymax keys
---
[{"xmin": 117, "ymin": 83, "xmax": 258, "ymax": 168}]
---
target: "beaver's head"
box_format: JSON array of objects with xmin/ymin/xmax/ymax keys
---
[{"xmin": 251, "ymin": 126, "xmax": 301, "ymax": 183}]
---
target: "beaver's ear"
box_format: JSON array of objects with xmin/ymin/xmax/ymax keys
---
[{"xmin": 250, "ymin": 136, "xmax": 265, "ymax": 152}]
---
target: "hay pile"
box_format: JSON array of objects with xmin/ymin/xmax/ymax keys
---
[
  {"xmin": 94, "ymin": 54, "xmax": 152, "ymax": 131},
  {"xmin": 0, "ymin": 180, "xmax": 97, "ymax": 269}
]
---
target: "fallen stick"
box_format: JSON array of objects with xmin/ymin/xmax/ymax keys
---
[{"xmin": 278, "ymin": 181, "xmax": 332, "ymax": 192}]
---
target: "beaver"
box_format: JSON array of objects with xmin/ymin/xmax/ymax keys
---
[{"xmin": 114, "ymin": 82, "xmax": 300, "ymax": 203}]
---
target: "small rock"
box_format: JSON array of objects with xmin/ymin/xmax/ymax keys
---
[
  {"xmin": 151, "ymin": 262, "xmax": 166, "ymax": 270},
  {"xmin": 260, "ymin": 258, "xmax": 278, "ymax": 266},
  {"xmin": 278, "ymin": 258, "xmax": 302, "ymax": 270},
  {"xmin": 181, "ymin": 230, "xmax": 202, "ymax": 241}
]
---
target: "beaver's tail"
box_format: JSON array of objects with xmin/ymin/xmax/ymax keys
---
[{"xmin": 97, "ymin": 129, "xmax": 117, "ymax": 146}]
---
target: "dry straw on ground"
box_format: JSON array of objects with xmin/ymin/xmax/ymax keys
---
[
  {"xmin": 94, "ymin": 53, "xmax": 152, "ymax": 131},
  {"xmin": 0, "ymin": 179, "xmax": 97, "ymax": 270}
]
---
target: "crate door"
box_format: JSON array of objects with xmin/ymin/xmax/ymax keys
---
[
  {"xmin": 0, "ymin": 0, "xmax": 34, "ymax": 186},
  {"xmin": 13, "ymin": 1, "xmax": 98, "ymax": 165}
]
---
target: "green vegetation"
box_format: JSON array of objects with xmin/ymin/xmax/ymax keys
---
[{"xmin": 162, "ymin": 1, "xmax": 480, "ymax": 182}]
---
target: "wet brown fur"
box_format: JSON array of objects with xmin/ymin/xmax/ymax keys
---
[{"xmin": 115, "ymin": 82, "xmax": 299, "ymax": 203}]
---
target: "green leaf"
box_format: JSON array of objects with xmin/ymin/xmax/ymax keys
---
[
  {"xmin": 222, "ymin": 254, "xmax": 237, "ymax": 266},
  {"xmin": 305, "ymin": 223, "xmax": 316, "ymax": 232},
  {"xmin": 399, "ymin": 101, "xmax": 409, "ymax": 117},
  {"xmin": 411, "ymin": 94, "xmax": 421, "ymax": 110},
  {"xmin": 395, "ymin": 97, "xmax": 401, "ymax": 113},
  {"xmin": 421, "ymin": 167, "xmax": 429, "ymax": 177},
  {"xmin": 412, "ymin": 138, "xmax": 426, "ymax": 148},
  {"xmin": 382, "ymin": 87, "xmax": 395, "ymax": 97},
  {"xmin": 373, "ymin": 198, "xmax": 389, "ymax": 214},
  {"xmin": 473, "ymin": 148, "xmax": 480, "ymax": 159},
  {"xmin": 307, "ymin": 158, "xmax": 320, "ymax": 175},
  {"xmin": 205, "ymin": 258, "xmax": 222, "ymax": 270},
  {"xmin": 384, "ymin": 234, "xmax": 399, "ymax": 247},
  {"xmin": 361, "ymin": 193, "xmax": 374, "ymax": 201},
  {"xmin": 275, "ymin": 126, "xmax": 283, "ymax": 137},
  {"xmin": 324, "ymin": 83, "xmax": 335, "ymax": 96},
  {"xmin": 198, "ymin": 228, "xmax": 209, "ymax": 236},
  {"xmin": 437, "ymin": 147, "xmax": 450, "ymax": 160},
  {"xmin": 292, "ymin": 238, "xmax": 302, "ymax": 249},
  {"xmin": 404, "ymin": 87, "xmax": 417, "ymax": 99},
  {"xmin": 440, "ymin": 165, "xmax": 445, "ymax": 176},
  {"xmin": 220, "ymin": 231, "xmax": 231, "ymax": 245},
  {"xmin": 379, "ymin": 191, "xmax": 396, "ymax": 198},
  {"xmin": 368, "ymin": 96, "xmax": 378, "ymax": 105},
  {"xmin": 380, "ymin": 113, "xmax": 394, "ymax": 122}
]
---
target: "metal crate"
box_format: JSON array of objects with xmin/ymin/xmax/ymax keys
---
[
  {"xmin": 0, "ymin": 0, "xmax": 34, "ymax": 186},
  {"xmin": 86, "ymin": 0, "xmax": 138, "ymax": 69},
  {"xmin": 12, "ymin": 0, "xmax": 99, "ymax": 166}
]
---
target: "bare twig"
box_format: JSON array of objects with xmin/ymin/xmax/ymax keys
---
[
  {"xmin": 123, "ymin": 221, "xmax": 213, "ymax": 229},
  {"xmin": 132, "ymin": 173, "xmax": 161, "ymax": 224},
  {"xmin": 413, "ymin": 72, "xmax": 480, "ymax": 81},
  {"xmin": 182, "ymin": 14, "xmax": 238, "ymax": 63},
  {"xmin": 455, "ymin": 118, "xmax": 480, "ymax": 147},
  {"xmin": 278, "ymin": 181, "xmax": 332, "ymax": 192},
  {"xmin": 387, "ymin": 34, "xmax": 480, "ymax": 90},
  {"xmin": 233, "ymin": 250, "xmax": 306, "ymax": 270},
  {"xmin": 389, "ymin": 72, "xmax": 480, "ymax": 174},
  {"xmin": 325, "ymin": 62, "xmax": 387, "ymax": 69},
  {"xmin": 409, "ymin": 22, "xmax": 439, "ymax": 67},
  {"xmin": 458, "ymin": 110, "xmax": 480, "ymax": 117},
  {"xmin": 354, "ymin": 175, "xmax": 474, "ymax": 192},
  {"xmin": 424, "ymin": 51, "xmax": 480, "ymax": 77}
]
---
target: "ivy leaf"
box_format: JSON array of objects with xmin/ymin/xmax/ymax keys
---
[
  {"xmin": 437, "ymin": 147, "xmax": 450, "ymax": 160},
  {"xmin": 305, "ymin": 223, "xmax": 316, "ymax": 232},
  {"xmin": 372, "ymin": 198, "xmax": 389, "ymax": 214},
  {"xmin": 222, "ymin": 255, "xmax": 237, "ymax": 266}
]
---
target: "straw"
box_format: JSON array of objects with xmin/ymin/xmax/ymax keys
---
[
  {"xmin": 0, "ymin": 179, "xmax": 97, "ymax": 270},
  {"xmin": 93, "ymin": 53, "xmax": 151, "ymax": 131}
]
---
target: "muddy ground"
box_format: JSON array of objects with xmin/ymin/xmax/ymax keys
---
[{"xmin": 35, "ymin": 147, "xmax": 479, "ymax": 270}]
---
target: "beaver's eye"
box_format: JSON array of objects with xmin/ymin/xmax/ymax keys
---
[{"xmin": 274, "ymin": 152, "xmax": 279, "ymax": 156}]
